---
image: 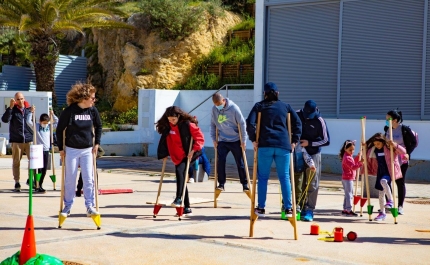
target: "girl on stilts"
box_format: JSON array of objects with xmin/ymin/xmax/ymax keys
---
[
  {"xmin": 363, "ymin": 133, "xmax": 406, "ymax": 221},
  {"xmin": 156, "ymin": 106, "xmax": 204, "ymax": 215}
]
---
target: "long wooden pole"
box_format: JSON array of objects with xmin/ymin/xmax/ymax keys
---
[
  {"xmin": 249, "ymin": 112, "xmax": 261, "ymax": 237},
  {"xmin": 155, "ymin": 158, "xmax": 167, "ymax": 206},
  {"xmin": 49, "ymin": 110, "xmax": 56, "ymax": 190},
  {"xmin": 361, "ymin": 117, "xmax": 372, "ymax": 221},
  {"xmin": 179, "ymin": 139, "xmax": 193, "ymax": 220},
  {"xmin": 214, "ymin": 129, "xmax": 219, "ymax": 208},
  {"xmin": 238, "ymin": 123, "xmax": 252, "ymax": 199},
  {"xmin": 32, "ymin": 107, "xmax": 39, "ymax": 190},
  {"xmin": 287, "ymin": 113, "xmax": 298, "ymax": 240},
  {"xmin": 388, "ymin": 119, "xmax": 398, "ymax": 224},
  {"xmin": 58, "ymin": 130, "xmax": 66, "ymax": 228}
]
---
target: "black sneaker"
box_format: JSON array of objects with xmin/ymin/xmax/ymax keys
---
[
  {"xmin": 184, "ymin": 207, "xmax": 192, "ymax": 216},
  {"xmin": 37, "ymin": 187, "xmax": 46, "ymax": 194},
  {"xmin": 26, "ymin": 179, "xmax": 36, "ymax": 189},
  {"xmin": 14, "ymin": 182, "xmax": 21, "ymax": 192},
  {"xmin": 346, "ymin": 210, "xmax": 358, "ymax": 217},
  {"xmin": 254, "ymin": 207, "xmax": 265, "ymax": 217},
  {"xmin": 341, "ymin": 210, "xmax": 348, "ymax": 216},
  {"xmin": 285, "ymin": 208, "xmax": 293, "ymax": 218},
  {"xmin": 171, "ymin": 197, "xmax": 182, "ymax": 207},
  {"xmin": 242, "ymin": 183, "xmax": 249, "ymax": 192},
  {"xmin": 75, "ymin": 190, "xmax": 82, "ymax": 197},
  {"xmin": 216, "ymin": 184, "xmax": 225, "ymax": 191}
]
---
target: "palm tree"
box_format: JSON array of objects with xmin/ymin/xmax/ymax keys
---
[{"xmin": 0, "ymin": 0, "xmax": 133, "ymax": 105}]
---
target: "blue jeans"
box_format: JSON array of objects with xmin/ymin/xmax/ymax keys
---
[{"xmin": 257, "ymin": 147, "xmax": 292, "ymax": 209}]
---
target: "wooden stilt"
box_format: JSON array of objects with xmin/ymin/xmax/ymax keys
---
[
  {"xmin": 388, "ymin": 119, "xmax": 398, "ymax": 224},
  {"xmin": 214, "ymin": 129, "xmax": 219, "ymax": 208},
  {"xmin": 238, "ymin": 124, "xmax": 252, "ymax": 200},
  {"xmin": 249, "ymin": 113, "xmax": 261, "ymax": 237},
  {"xmin": 178, "ymin": 139, "xmax": 193, "ymax": 220},
  {"xmin": 287, "ymin": 113, "xmax": 298, "ymax": 240},
  {"xmin": 361, "ymin": 117, "xmax": 373, "ymax": 221},
  {"xmin": 153, "ymin": 158, "xmax": 167, "ymax": 217}
]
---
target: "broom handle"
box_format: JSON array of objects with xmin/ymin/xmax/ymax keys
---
[
  {"xmin": 59, "ymin": 130, "xmax": 66, "ymax": 213},
  {"xmin": 50, "ymin": 110, "xmax": 56, "ymax": 177}
]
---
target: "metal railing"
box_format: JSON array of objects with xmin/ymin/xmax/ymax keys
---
[{"xmin": 188, "ymin": 84, "xmax": 254, "ymax": 114}]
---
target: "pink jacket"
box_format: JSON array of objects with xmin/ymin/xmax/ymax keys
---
[
  {"xmin": 365, "ymin": 144, "xmax": 406, "ymax": 180},
  {"xmin": 342, "ymin": 153, "xmax": 363, "ymax": 180}
]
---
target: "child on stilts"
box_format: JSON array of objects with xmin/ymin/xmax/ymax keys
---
[
  {"xmin": 363, "ymin": 133, "xmax": 406, "ymax": 221},
  {"xmin": 156, "ymin": 106, "xmax": 204, "ymax": 216}
]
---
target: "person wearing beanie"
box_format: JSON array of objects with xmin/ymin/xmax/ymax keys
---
[
  {"xmin": 246, "ymin": 82, "xmax": 302, "ymax": 218},
  {"xmin": 295, "ymin": 100, "xmax": 330, "ymax": 222}
]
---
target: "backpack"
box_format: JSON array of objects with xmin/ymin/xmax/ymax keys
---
[{"xmin": 384, "ymin": 125, "xmax": 418, "ymax": 154}]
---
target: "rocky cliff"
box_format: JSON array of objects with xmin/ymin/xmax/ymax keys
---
[{"xmin": 88, "ymin": 11, "xmax": 242, "ymax": 111}]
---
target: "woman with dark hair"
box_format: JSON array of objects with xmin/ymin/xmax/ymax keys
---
[
  {"xmin": 56, "ymin": 82, "xmax": 102, "ymax": 217},
  {"xmin": 384, "ymin": 109, "xmax": 416, "ymax": 215},
  {"xmin": 156, "ymin": 106, "xmax": 204, "ymax": 215},
  {"xmin": 246, "ymin": 82, "xmax": 302, "ymax": 218}
]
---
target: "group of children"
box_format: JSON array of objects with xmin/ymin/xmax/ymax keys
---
[{"xmin": 339, "ymin": 133, "xmax": 406, "ymax": 221}]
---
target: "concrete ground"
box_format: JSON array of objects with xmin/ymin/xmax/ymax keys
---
[{"xmin": 0, "ymin": 156, "xmax": 429, "ymax": 265}]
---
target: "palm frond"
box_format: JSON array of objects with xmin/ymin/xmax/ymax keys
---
[
  {"xmin": 18, "ymin": 14, "xmax": 41, "ymax": 32},
  {"xmin": 52, "ymin": 20, "xmax": 83, "ymax": 35},
  {"xmin": 41, "ymin": 0, "xmax": 59, "ymax": 24}
]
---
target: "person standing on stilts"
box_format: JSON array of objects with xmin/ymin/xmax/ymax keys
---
[
  {"xmin": 246, "ymin": 82, "xmax": 301, "ymax": 218},
  {"xmin": 156, "ymin": 106, "xmax": 204, "ymax": 216},
  {"xmin": 56, "ymin": 82, "xmax": 102, "ymax": 217},
  {"xmin": 211, "ymin": 93, "xmax": 249, "ymax": 193}
]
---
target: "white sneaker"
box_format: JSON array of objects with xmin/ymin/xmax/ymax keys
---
[
  {"xmin": 61, "ymin": 206, "xmax": 71, "ymax": 217},
  {"xmin": 86, "ymin": 207, "xmax": 99, "ymax": 217},
  {"xmin": 188, "ymin": 178, "xmax": 195, "ymax": 183},
  {"xmin": 398, "ymin": 206, "xmax": 404, "ymax": 215}
]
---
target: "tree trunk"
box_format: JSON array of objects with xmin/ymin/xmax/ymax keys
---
[{"xmin": 30, "ymin": 35, "xmax": 59, "ymax": 106}]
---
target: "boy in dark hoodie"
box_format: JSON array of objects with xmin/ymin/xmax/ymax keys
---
[{"xmin": 294, "ymin": 100, "xmax": 330, "ymax": 222}]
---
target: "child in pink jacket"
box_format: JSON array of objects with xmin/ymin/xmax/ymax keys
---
[
  {"xmin": 339, "ymin": 140, "xmax": 363, "ymax": 217},
  {"xmin": 364, "ymin": 133, "xmax": 406, "ymax": 221}
]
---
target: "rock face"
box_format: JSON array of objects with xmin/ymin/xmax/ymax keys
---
[{"xmin": 89, "ymin": 11, "xmax": 242, "ymax": 111}]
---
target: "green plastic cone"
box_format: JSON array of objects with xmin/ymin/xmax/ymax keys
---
[
  {"xmin": 49, "ymin": 174, "xmax": 56, "ymax": 183},
  {"xmin": 367, "ymin": 205, "xmax": 374, "ymax": 214},
  {"xmin": 390, "ymin": 208, "xmax": 399, "ymax": 217}
]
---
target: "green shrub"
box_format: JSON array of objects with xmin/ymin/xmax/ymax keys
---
[
  {"xmin": 230, "ymin": 16, "xmax": 255, "ymax": 31},
  {"xmin": 139, "ymin": 0, "xmax": 204, "ymax": 40}
]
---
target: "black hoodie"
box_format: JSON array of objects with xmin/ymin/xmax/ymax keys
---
[
  {"xmin": 296, "ymin": 109, "xmax": 330, "ymax": 156},
  {"xmin": 56, "ymin": 103, "xmax": 102, "ymax": 151}
]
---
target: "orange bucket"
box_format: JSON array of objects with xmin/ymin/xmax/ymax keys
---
[
  {"xmin": 333, "ymin": 227, "xmax": 344, "ymax": 242},
  {"xmin": 310, "ymin": 224, "xmax": 319, "ymax": 235}
]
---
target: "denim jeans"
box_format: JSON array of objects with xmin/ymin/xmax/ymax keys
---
[
  {"xmin": 217, "ymin": 141, "xmax": 247, "ymax": 185},
  {"xmin": 257, "ymin": 147, "xmax": 292, "ymax": 209}
]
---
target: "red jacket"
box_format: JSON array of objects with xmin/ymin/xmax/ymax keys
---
[
  {"xmin": 342, "ymin": 153, "xmax": 363, "ymax": 180},
  {"xmin": 167, "ymin": 122, "xmax": 204, "ymax": 165},
  {"xmin": 365, "ymin": 144, "xmax": 406, "ymax": 180}
]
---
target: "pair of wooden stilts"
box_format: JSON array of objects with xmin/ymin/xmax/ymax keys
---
[
  {"xmin": 57, "ymin": 130, "xmax": 101, "ymax": 229},
  {"xmin": 353, "ymin": 117, "xmax": 398, "ymax": 224}
]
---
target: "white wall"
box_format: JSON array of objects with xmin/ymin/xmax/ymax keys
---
[{"xmin": 0, "ymin": 91, "xmax": 52, "ymax": 140}]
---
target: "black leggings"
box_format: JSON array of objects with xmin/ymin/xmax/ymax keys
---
[
  {"xmin": 175, "ymin": 158, "xmax": 190, "ymax": 208},
  {"xmin": 395, "ymin": 163, "xmax": 408, "ymax": 207}
]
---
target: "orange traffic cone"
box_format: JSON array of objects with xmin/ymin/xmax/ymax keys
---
[{"xmin": 19, "ymin": 215, "xmax": 36, "ymax": 265}]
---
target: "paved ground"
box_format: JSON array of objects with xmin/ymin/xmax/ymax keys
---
[{"xmin": 0, "ymin": 156, "xmax": 429, "ymax": 265}]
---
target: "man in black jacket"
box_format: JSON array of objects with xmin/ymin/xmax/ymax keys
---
[
  {"xmin": 1, "ymin": 92, "xmax": 34, "ymax": 192},
  {"xmin": 294, "ymin": 100, "xmax": 330, "ymax": 222}
]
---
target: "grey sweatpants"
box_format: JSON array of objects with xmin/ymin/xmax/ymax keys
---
[
  {"xmin": 304, "ymin": 153, "xmax": 321, "ymax": 211},
  {"xmin": 64, "ymin": 146, "xmax": 95, "ymax": 209},
  {"xmin": 342, "ymin": 180, "xmax": 353, "ymax": 211}
]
